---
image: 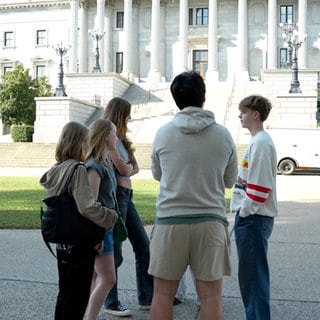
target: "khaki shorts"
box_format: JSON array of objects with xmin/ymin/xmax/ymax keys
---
[{"xmin": 148, "ymin": 221, "xmax": 231, "ymax": 281}]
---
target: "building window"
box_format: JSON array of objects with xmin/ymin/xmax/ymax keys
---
[
  {"xmin": 189, "ymin": 8, "xmax": 208, "ymax": 26},
  {"xmin": 280, "ymin": 48, "xmax": 288, "ymax": 68},
  {"xmin": 280, "ymin": 5, "xmax": 293, "ymax": 23},
  {"xmin": 116, "ymin": 52, "xmax": 123, "ymax": 73},
  {"xmin": 196, "ymin": 8, "xmax": 209, "ymax": 25},
  {"xmin": 36, "ymin": 65, "xmax": 46, "ymax": 79},
  {"xmin": 193, "ymin": 50, "xmax": 208, "ymax": 79},
  {"xmin": 4, "ymin": 31, "xmax": 14, "ymax": 47},
  {"xmin": 3, "ymin": 66, "xmax": 13, "ymax": 74},
  {"xmin": 116, "ymin": 12, "xmax": 124, "ymax": 29},
  {"xmin": 36, "ymin": 30, "xmax": 47, "ymax": 46},
  {"xmin": 188, "ymin": 8, "xmax": 193, "ymax": 26}
]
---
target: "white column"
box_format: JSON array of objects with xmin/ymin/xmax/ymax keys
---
[
  {"xmin": 122, "ymin": 0, "xmax": 133, "ymax": 80},
  {"xmin": 298, "ymin": 0, "xmax": 307, "ymax": 68},
  {"xmin": 96, "ymin": 0, "xmax": 105, "ymax": 71},
  {"xmin": 267, "ymin": 0, "xmax": 277, "ymax": 69},
  {"xmin": 104, "ymin": 2, "xmax": 112, "ymax": 72},
  {"xmin": 69, "ymin": 0, "xmax": 79, "ymax": 73},
  {"xmin": 206, "ymin": 0, "xmax": 219, "ymax": 83},
  {"xmin": 237, "ymin": 0, "xmax": 249, "ymax": 80},
  {"xmin": 79, "ymin": 1, "xmax": 88, "ymax": 72},
  {"xmin": 148, "ymin": 0, "xmax": 162, "ymax": 82},
  {"xmin": 178, "ymin": 0, "xmax": 188, "ymax": 73}
]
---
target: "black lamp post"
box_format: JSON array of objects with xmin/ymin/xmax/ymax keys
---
[
  {"xmin": 89, "ymin": 29, "xmax": 104, "ymax": 73},
  {"xmin": 280, "ymin": 22, "xmax": 306, "ymax": 94},
  {"xmin": 53, "ymin": 42, "xmax": 69, "ymax": 97}
]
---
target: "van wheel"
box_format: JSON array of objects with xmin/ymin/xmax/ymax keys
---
[{"xmin": 278, "ymin": 159, "xmax": 295, "ymax": 175}]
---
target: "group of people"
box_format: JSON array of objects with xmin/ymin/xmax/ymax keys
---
[{"xmin": 40, "ymin": 71, "xmax": 278, "ymax": 320}]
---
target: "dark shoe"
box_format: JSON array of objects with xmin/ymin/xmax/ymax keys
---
[
  {"xmin": 173, "ymin": 297, "xmax": 182, "ymax": 306},
  {"xmin": 104, "ymin": 303, "xmax": 132, "ymax": 317}
]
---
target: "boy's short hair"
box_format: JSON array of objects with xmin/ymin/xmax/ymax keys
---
[
  {"xmin": 170, "ymin": 71, "xmax": 206, "ymax": 110},
  {"xmin": 239, "ymin": 95, "xmax": 272, "ymax": 122}
]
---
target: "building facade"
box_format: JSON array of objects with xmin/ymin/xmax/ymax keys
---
[{"xmin": 1, "ymin": 0, "xmax": 320, "ymax": 87}]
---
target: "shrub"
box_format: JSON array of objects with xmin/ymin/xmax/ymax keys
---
[{"xmin": 11, "ymin": 125, "xmax": 34, "ymax": 142}]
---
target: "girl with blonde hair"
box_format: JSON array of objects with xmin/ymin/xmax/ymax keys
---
[
  {"xmin": 85, "ymin": 119, "xmax": 119, "ymax": 320},
  {"xmin": 40, "ymin": 121, "xmax": 117, "ymax": 320}
]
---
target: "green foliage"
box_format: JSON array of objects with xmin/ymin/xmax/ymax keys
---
[
  {"xmin": 11, "ymin": 124, "xmax": 34, "ymax": 142},
  {"xmin": 0, "ymin": 64, "xmax": 52, "ymax": 126}
]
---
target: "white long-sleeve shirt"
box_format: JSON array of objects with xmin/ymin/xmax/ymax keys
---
[{"xmin": 230, "ymin": 130, "xmax": 278, "ymax": 218}]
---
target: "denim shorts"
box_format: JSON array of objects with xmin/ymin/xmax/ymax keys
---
[{"xmin": 99, "ymin": 228, "xmax": 114, "ymax": 256}]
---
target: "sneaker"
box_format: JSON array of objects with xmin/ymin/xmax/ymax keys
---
[
  {"xmin": 105, "ymin": 303, "xmax": 132, "ymax": 317},
  {"xmin": 138, "ymin": 304, "xmax": 151, "ymax": 310}
]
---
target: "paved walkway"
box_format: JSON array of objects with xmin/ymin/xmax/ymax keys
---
[{"xmin": 0, "ymin": 172, "xmax": 320, "ymax": 319}]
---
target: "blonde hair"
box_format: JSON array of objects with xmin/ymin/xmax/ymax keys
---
[
  {"xmin": 239, "ymin": 95, "xmax": 272, "ymax": 122},
  {"xmin": 55, "ymin": 121, "xmax": 88, "ymax": 162},
  {"xmin": 86, "ymin": 119, "xmax": 114, "ymax": 165},
  {"xmin": 102, "ymin": 97, "xmax": 134, "ymax": 158}
]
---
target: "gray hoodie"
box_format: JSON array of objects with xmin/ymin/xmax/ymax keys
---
[{"xmin": 151, "ymin": 107, "xmax": 238, "ymax": 220}]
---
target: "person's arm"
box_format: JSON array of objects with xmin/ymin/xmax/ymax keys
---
[
  {"xmin": 129, "ymin": 153, "xmax": 139, "ymax": 176},
  {"xmin": 71, "ymin": 165, "xmax": 118, "ymax": 228},
  {"xmin": 224, "ymin": 139, "xmax": 238, "ymax": 189},
  {"xmin": 108, "ymin": 148, "xmax": 133, "ymax": 176},
  {"xmin": 87, "ymin": 168, "xmax": 101, "ymax": 200}
]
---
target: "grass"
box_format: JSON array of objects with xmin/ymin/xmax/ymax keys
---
[{"xmin": 0, "ymin": 177, "xmax": 232, "ymax": 229}]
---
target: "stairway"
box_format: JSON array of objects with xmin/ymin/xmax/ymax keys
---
[{"xmin": 0, "ymin": 142, "xmax": 247, "ymax": 169}]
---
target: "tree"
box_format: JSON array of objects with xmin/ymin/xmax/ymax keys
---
[{"xmin": 0, "ymin": 64, "xmax": 51, "ymax": 126}]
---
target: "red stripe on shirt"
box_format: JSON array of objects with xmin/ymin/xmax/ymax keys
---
[
  {"xmin": 246, "ymin": 192, "xmax": 267, "ymax": 203},
  {"xmin": 246, "ymin": 183, "xmax": 271, "ymax": 193}
]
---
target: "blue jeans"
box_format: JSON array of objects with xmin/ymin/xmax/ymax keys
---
[
  {"xmin": 105, "ymin": 186, "xmax": 153, "ymax": 308},
  {"xmin": 234, "ymin": 214, "xmax": 274, "ymax": 320}
]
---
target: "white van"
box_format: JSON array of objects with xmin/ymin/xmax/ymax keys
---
[{"xmin": 267, "ymin": 128, "xmax": 320, "ymax": 175}]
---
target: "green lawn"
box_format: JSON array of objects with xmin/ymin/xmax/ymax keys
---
[{"xmin": 0, "ymin": 177, "xmax": 232, "ymax": 229}]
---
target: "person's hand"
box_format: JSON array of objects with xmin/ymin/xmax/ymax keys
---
[{"xmin": 95, "ymin": 241, "xmax": 104, "ymax": 253}]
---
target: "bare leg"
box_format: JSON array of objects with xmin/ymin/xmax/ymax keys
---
[
  {"xmin": 196, "ymin": 278, "xmax": 224, "ymax": 320},
  {"xmin": 87, "ymin": 255, "xmax": 116, "ymax": 320},
  {"xmin": 149, "ymin": 277, "xmax": 179, "ymax": 320}
]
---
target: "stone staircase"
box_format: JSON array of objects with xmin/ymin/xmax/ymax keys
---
[{"xmin": 0, "ymin": 142, "xmax": 247, "ymax": 169}]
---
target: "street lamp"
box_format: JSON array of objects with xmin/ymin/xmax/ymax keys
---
[
  {"xmin": 89, "ymin": 29, "xmax": 105, "ymax": 73},
  {"xmin": 53, "ymin": 42, "xmax": 70, "ymax": 97},
  {"xmin": 280, "ymin": 22, "xmax": 307, "ymax": 93},
  {"xmin": 280, "ymin": 21, "xmax": 294, "ymax": 68}
]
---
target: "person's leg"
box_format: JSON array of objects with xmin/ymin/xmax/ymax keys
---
[
  {"xmin": 104, "ymin": 186, "xmax": 129, "ymax": 310},
  {"xmin": 235, "ymin": 214, "xmax": 274, "ymax": 320},
  {"xmin": 55, "ymin": 245, "xmax": 96, "ymax": 320},
  {"xmin": 126, "ymin": 193, "xmax": 153, "ymax": 306},
  {"xmin": 149, "ymin": 277, "xmax": 179, "ymax": 320},
  {"xmin": 196, "ymin": 279, "xmax": 223, "ymax": 320},
  {"xmin": 87, "ymin": 254, "xmax": 116, "ymax": 320}
]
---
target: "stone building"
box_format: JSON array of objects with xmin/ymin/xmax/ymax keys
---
[
  {"xmin": 1, "ymin": 0, "xmax": 320, "ymax": 84},
  {"xmin": 0, "ymin": 0, "xmax": 319, "ymax": 143}
]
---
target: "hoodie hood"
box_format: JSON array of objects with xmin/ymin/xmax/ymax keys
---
[
  {"xmin": 172, "ymin": 106, "xmax": 216, "ymax": 134},
  {"xmin": 39, "ymin": 159, "xmax": 76, "ymax": 195}
]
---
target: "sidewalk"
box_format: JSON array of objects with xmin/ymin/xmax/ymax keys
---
[{"xmin": 0, "ymin": 174, "xmax": 320, "ymax": 319}]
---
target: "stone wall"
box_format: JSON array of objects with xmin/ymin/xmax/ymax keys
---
[
  {"xmin": 33, "ymin": 97, "xmax": 98, "ymax": 143},
  {"xmin": 65, "ymin": 72, "xmax": 131, "ymax": 107},
  {"xmin": 261, "ymin": 69, "xmax": 319, "ymax": 96}
]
